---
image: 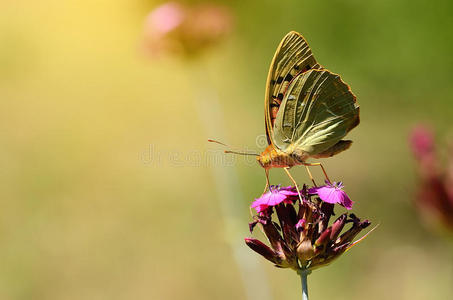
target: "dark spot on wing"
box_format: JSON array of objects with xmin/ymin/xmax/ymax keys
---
[
  {"xmin": 305, "ymin": 65, "xmax": 311, "ymax": 71},
  {"xmin": 271, "ymin": 79, "xmax": 276, "ymax": 85},
  {"xmin": 277, "ymin": 93, "xmax": 284, "ymax": 100},
  {"xmin": 294, "ymin": 65, "xmax": 300, "ymax": 70},
  {"xmin": 284, "ymin": 74, "xmax": 293, "ymax": 82},
  {"xmin": 276, "ymin": 76, "xmax": 283, "ymax": 84},
  {"xmin": 271, "ymin": 96, "xmax": 282, "ymax": 105}
]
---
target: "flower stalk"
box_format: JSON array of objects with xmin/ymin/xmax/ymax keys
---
[{"xmin": 298, "ymin": 269, "xmax": 310, "ymax": 300}]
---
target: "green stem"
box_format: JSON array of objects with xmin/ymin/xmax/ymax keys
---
[
  {"xmin": 299, "ymin": 270, "xmax": 309, "ymax": 300},
  {"xmin": 188, "ymin": 61, "xmax": 272, "ymax": 300}
]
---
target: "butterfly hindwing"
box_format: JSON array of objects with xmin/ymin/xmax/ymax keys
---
[
  {"xmin": 273, "ymin": 69, "xmax": 359, "ymax": 157},
  {"xmin": 264, "ymin": 31, "xmax": 322, "ymax": 145}
]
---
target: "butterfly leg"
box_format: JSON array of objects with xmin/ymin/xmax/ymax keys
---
[
  {"xmin": 285, "ymin": 167, "xmax": 320, "ymax": 211},
  {"xmin": 303, "ymin": 162, "xmax": 332, "ymax": 184},
  {"xmin": 304, "ymin": 165, "xmax": 317, "ymax": 186},
  {"xmin": 284, "ymin": 167, "xmax": 304, "ymax": 203},
  {"xmin": 263, "ymin": 169, "xmax": 270, "ymax": 194}
]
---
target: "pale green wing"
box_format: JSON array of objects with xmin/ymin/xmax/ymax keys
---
[
  {"xmin": 264, "ymin": 31, "xmax": 322, "ymax": 145},
  {"xmin": 273, "ymin": 69, "xmax": 359, "ymax": 157}
]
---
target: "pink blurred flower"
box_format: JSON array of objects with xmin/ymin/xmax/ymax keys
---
[
  {"xmin": 410, "ymin": 125, "xmax": 435, "ymax": 160},
  {"xmin": 308, "ymin": 182, "xmax": 354, "ymax": 210},
  {"xmin": 143, "ymin": 2, "xmax": 233, "ymax": 57},
  {"xmin": 409, "ymin": 125, "xmax": 453, "ymax": 230},
  {"xmin": 251, "ymin": 186, "xmax": 298, "ymax": 213},
  {"xmin": 146, "ymin": 2, "xmax": 184, "ymax": 36}
]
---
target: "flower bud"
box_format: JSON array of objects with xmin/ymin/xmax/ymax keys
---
[
  {"xmin": 330, "ymin": 214, "xmax": 347, "ymax": 241},
  {"xmin": 245, "ymin": 238, "xmax": 280, "ymax": 265},
  {"xmin": 314, "ymin": 227, "xmax": 332, "ymax": 248}
]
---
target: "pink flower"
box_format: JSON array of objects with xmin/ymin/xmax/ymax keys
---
[
  {"xmin": 410, "ymin": 125, "xmax": 435, "ymax": 160},
  {"xmin": 409, "ymin": 125, "xmax": 453, "ymax": 230},
  {"xmin": 145, "ymin": 2, "xmax": 185, "ymax": 36},
  {"xmin": 143, "ymin": 2, "xmax": 233, "ymax": 57},
  {"xmin": 251, "ymin": 186, "xmax": 298, "ymax": 213},
  {"xmin": 308, "ymin": 182, "xmax": 354, "ymax": 210},
  {"xmin": 245, "ymin": 183, "xmax": 371, "ymax": 272}
]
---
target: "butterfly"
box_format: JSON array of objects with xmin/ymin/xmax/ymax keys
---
[
  {"xmin": 209, "ymin": 31, "xmax": 359, "ymax": 194},
  {"xmin": 256, "ymin": 31, "xmax": 360, "ymax": 192}
]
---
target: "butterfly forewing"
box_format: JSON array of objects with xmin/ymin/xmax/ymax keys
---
[
  {"xmin": 273, "ymin": 69, "xmax": 359, "ymax": 157},
  {"xmin": 265, "ymin": 31, "xmax": 322, "ymax": 145}
]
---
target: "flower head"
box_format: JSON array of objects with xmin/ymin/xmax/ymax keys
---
[
  {"xmin": 409, "ymin": 125, "xmax": 453, "ymax": 230},
  {"xmin": 246, "ymin": 185, "xmax": 371, "ymax": 271},
  {"xmin": 308, "ymin": 181, "xmax": 354, "ymax": 210},
  {"xmin": 146, "ymin": 2, "xmax": 185, "ymax": 36},
  {"xmin": 251, "ymin": 185, "xmax": 299, "ymax": 213},
  {"xmin": 143, "ymin": 2, "xmax": 233, "ymax": 58},
  {"xmin": 410, "ymin": 125, "xmax": 435, "ymax": 160}
]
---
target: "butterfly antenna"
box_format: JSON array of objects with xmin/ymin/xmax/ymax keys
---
[
  {"xmin": 207, "ymin": 139, "xmax": 229, "ymax": 147},
  {"xmin": 208, "ymin": 139, "xmax": 259, "ymax": 156},
  {"xmin": 224, "ymin": 150, "xmax": 259, "ymax": 156}
]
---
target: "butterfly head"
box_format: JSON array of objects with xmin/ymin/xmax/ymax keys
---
[{"xmin": 256, "ymin": 153, "xmax": 270, "ymax": 169}]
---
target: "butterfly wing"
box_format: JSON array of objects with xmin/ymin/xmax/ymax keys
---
[
  {"xmin": 264, "ymin": 31, "xmax": 322, "ymax": 145},
  {"xmin": 273, "ymin": 69, "xmax": 359, "ymax": 158}
]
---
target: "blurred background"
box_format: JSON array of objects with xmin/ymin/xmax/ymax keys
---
[{"xmin": 1, "ymin": 0, "xmax": 452, "ymax": 299}]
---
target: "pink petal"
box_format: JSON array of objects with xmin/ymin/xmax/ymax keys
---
[
  {"xmin": 295, "ymin": 219, "xmax": 306, "ymax": 230},
  {"xmin": 146, "ymin": 2, "xmax": 184, "ymax": 35},
  {"xmin": 279, "ymin": 188, "xmax": 299, "ymax": 196},
  {"xmin": 309, "ymin": 184, "xmax": 354, "ymax": 210},
  {"xmin": 410, "ymin": 125, "xmax": 434, "ymax": 159},
  {"xmin": 253, "ymin": 205, "xmax": 269, "ymax": 213},
  {"xmin": 340, "ymin": 193, "xmax": 354, "ymax": 210},
  {"xmin": 251, "ymin": 186, "xmax": 298, "ymax": 213},
  {"xmin": 316, "ymin": 186, "xmax": 340, "ymax": 204}
]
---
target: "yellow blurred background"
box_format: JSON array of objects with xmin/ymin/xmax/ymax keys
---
[{"xmin": 0, "ymin": 0, "xmax": 452, "ymax": 299}]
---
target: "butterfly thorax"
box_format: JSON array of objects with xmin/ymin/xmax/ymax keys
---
[{"xmin": 257, "ymin": 144, "xmax": 307, "ymax": 169}]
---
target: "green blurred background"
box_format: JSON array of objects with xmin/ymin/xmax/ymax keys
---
[{"xmin": 1, "ymin": 0, "xmax": 452, "ymax": 299}]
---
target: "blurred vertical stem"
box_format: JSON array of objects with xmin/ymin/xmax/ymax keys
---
[
  {"xmin": 187, "ymin": 60, "xmax": 272, "ymax": 300},
  {"xmin": 299, "ymin": 270, "xmax": 309, "ymax": 300}
]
